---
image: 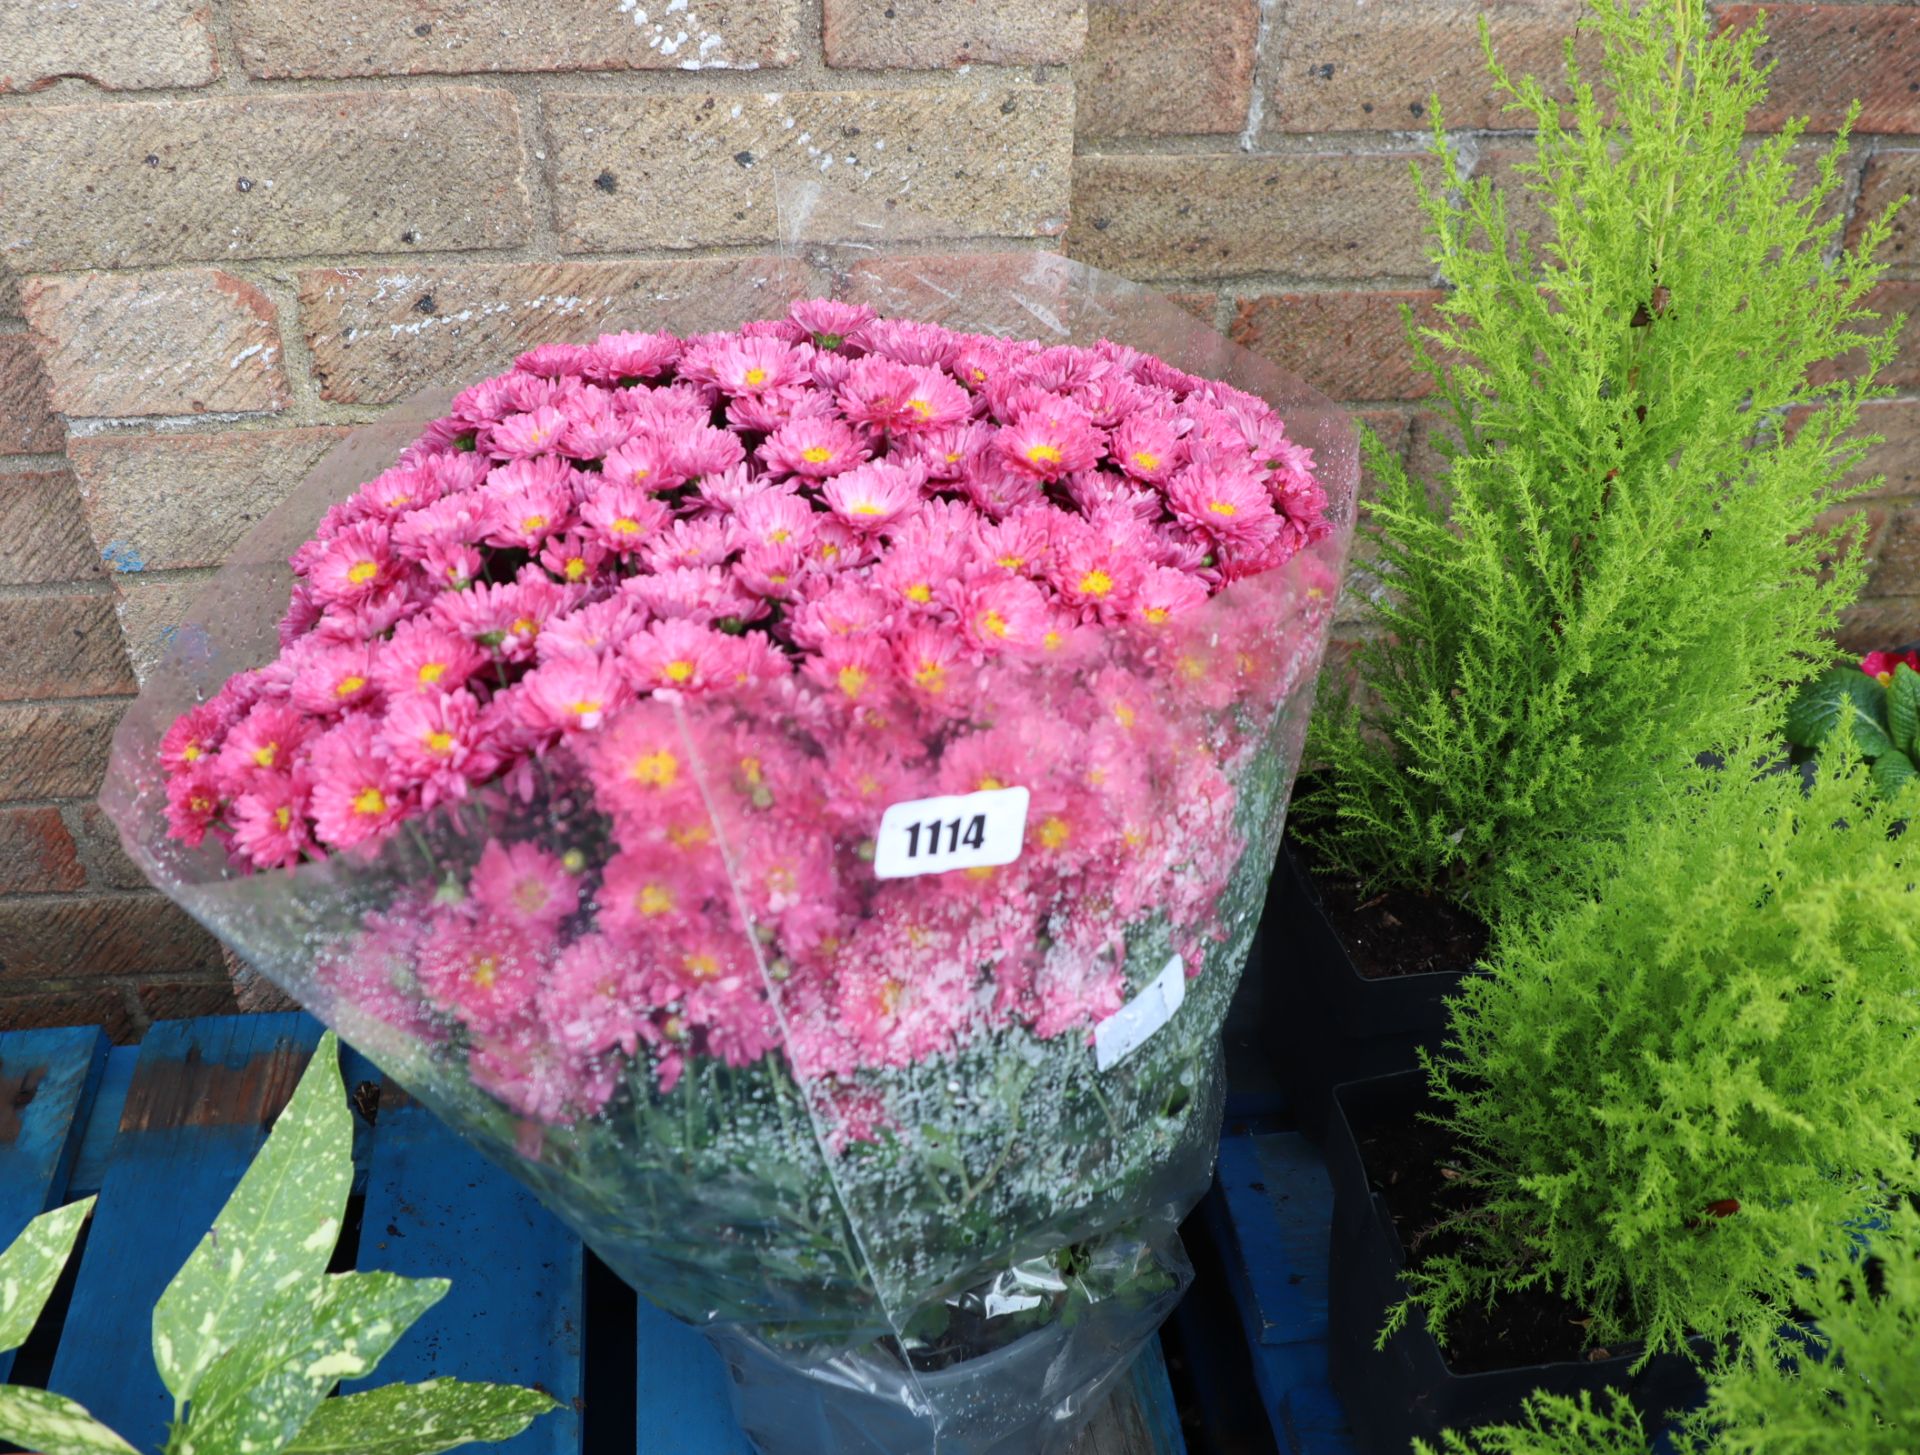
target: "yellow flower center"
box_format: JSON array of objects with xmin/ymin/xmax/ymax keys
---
[
  {"xmin": 1131, "ymin": 450, "xmax": 1160, "ymax": 471},
  {"xmin": 664, "ymin": 660, "xmax": 696, "ymax": 683},
  {"xmin": 629, "ymin": 749, "xmax": 679, "ymax": 787},
  {"xmin": 418, "ymin": 661, "xmax": 447, "ymax": 684},
  {"xmin": 336, "ymin": 675, "xmax": 366, "ymax": 697},
  {"xmin": 638, "ymin": 884, "xmax": 675, "ymax": 916},
  {"xmin": 562, "ymin": 849, "xmax": 586, "ymax": 873},
  {"xmin": 802, "ymin": 445, "xmax": 834, "ymax": 464},
  {"xmin": 190, "ymin": 793, "xmax": 214, "ymax": 813},
  {"xmin": 1877, "ymin": 670, "xmax": 1895, "ymax": 686},
  {"xmin": 252, "ymin": 743, "xmax": 277, "ymax": 768},
  {"xmin": 978, "ymin": 774, "xmax": 1006, "ymax": 791},
  {"xmin": 1037, "ymin": 816, "xmax": 1071, "ymax": 850},
  {"xmin": 612, "ymin": 517, "xmax": 642, "ymax": 536},
  {"xmin": 274, "ymin": 805, "xmax": 291, "ymax": 829},
  {"xmin": 564, "ymin": 557, "xmax": 588, "ymax": 581},
  {"xmin": 347, "ymin": 560, "xmax": 379, "ymax": 585},
  {"xmin": 684, "ymin": 952, "xmax": 722, "ymax": 981},
  {"xmin": 470, "ymin": 954, "xmax": 498, "ymax": 990},
  {"xmin": 521, "ymin": 514, "xmax": 547, "ymax": 532},
  {"xmin": 981, "ymin": 609, "xmax": 1009, "ymax": 638},
  {"xmin": 908, "ymin": 398, "xmax": 932, "ymax": 419},
  {"xmin": 1078, "ymin": 569, "xmax": 1113, "ymax": 597},
  {"xmin": 837, "ymin": 665, "xmax": 869, "ymax": 698},
  {"xmin": 569, "ymin": 699, "xmax": 603, "ymax": 721},
  {"xmin": 1208, "ymin": 500, "xmax": 1238, "ymax": 517},
  {"xmin": 513, "ymin": 880, "xmax": 549, "ymax": 915},
  {"xmin": 904, "ymin": 582, "xmax": 932, "ymax": 604},
  {"xmin": 1143, "ymin": 606, "xmax": 1169, "ymax": 624},
  {"xmin": 511, "ymin": 616, "xmax": 537, "ymax": 638},
  {"xmin": 1026, "ymin": 443, "xmax": 1063, "ymax": 466},
  {"xmin": 768, "ymin": 526, "xmax": 790, "ymax": 544},
  {"xmin": 744, "ymin": 367, "xmax": 767, "ymax": 386},
  {"xmin": 182, "ymin": 742, "xmax": 202, "ymax": 762},
  {"xmin": 740, "ymin": 755, "xmax": 763, "ymax": 784},
  {"xmin": 914, "ymin": 661, "xmax": 946, "ymax": 692},
  {"xmin": 849, "ymin": 501, "xmax": 884, "ymax": 516},
  {"xmin": 997, "ymin": 554, "xmax": 1024, "ymax": 570},
  {"xmin": 878, "ymin": 978, "xmax": 905, "ymax": 1017},
  {"xmin": 1112, "ymin": 701, "xmax": 1136, "ymax": 728},
  {"xmin": 425, "ymin": 730, "xmax": 455, "ymax": 756},
  {"xmin": 1042, "ymin": 629, "xmax": 1064, "ymax": 651},
  {"xmin": 353, "ymin": 786, "xmax": 387, "ymax": 816}
]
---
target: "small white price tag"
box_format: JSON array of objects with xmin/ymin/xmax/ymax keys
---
[
  {"xmin": 1093, "ymin": 954, "xmax": 1187, "ymax": 1072},
  {"xmin": 873, "ymin": 786, "xmax": 1030, "ymax": 880}
]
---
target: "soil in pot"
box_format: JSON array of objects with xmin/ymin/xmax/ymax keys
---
[{"xmin": 1288, "ymin": 835, "xmax": 1489, "ymax": 983}]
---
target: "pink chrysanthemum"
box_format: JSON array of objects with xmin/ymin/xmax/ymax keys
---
[
  {"xmin": 758, "ymin": 416, "xmax": 869, "ymax": 480},
  {"xmin": 307, "ymin": 719, "xmax": 410, "ymax": 850},
  {"xmin": 821, "ymin": 460, "xmax": 925, "ymax": 533},
  {"xmin": 472, "ymin": 840, "xmax": 580, "ymax": 932}
]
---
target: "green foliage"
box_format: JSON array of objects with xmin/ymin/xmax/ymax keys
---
[
  {"xmin": 1299, "ymin": 0, "xmax": 1904, "ymax": 919},
  {"xmin": 0, "ymin": 1032, "xmax": 556, "ymax": 1455},
  {"xmin": 1413, "ymin": 1389, "xmax": 1649, "ymax": 1455},
  {"xmin": 1680, "ymin": 1201, "xmax": 1920, "ymax": 1454},
  {"xmin": 1787, "ymin": 661, "xmax": 1919, "ymax": 796},
  {"xmin": 1401, "ymin": 733, "xmax": 1920, "ymax": 1365}
]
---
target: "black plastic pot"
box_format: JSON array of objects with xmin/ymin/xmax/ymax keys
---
[
  {"xmin": 1325, "ymin": 1071, "xmax": 1706, "ymax": 1453},
  {"xmin": 1255, "ymin": 846, "xmax": 1475, "ymax": 1140}
]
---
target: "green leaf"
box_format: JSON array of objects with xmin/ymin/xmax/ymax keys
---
[
  {"xmin": 174, "ymin": 1270, "xmax": 449, "ymax": 1455},
  {"xmin": 284, "ymin": 1378, "xmax": 559, "ymax": 1455},
  {"xmin": 1870, "ymin": 750, "xmax": 1917, "ymax": 800},
  {"xmin": 0, "ymin": 1386, "xmax": 139, "ymax": 1455},
  {"xmin": 0, "ymin": 1195, "xmax": 95, "ymax": 1353},
  {"xmin": 1889, "ymin": 663, "xmax": 1920, "ymax": 755},
  {"xmin": 1784, "ymin": 667, "xmax": 1894, "ymax": 756},
  {"xmin": 152, "ymin": 1031, "xmax": 352, "ymax": 1407}
]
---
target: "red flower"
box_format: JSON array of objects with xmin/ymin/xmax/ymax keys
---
[{"xmin": 1860, "ymin": 648, "xmax": 1920, "ymax": 687}]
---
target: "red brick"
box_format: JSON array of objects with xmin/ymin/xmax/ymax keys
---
[
  {"xmin": 231, "ymin": 0, "xmax": 798, "ymax": 77},
  {"xmin": 1840, "ymin": 597, "xmax": 1919, "ymax": 653},
  {"xmin": 1161, "ymin": 291, "xmax": 1220, "ymax": 325},
  {"xmin": 222, "ymin": 947, "xmax": 301, "ymax": 1013},
  {"xmin": 68, "ymin": 803, "xmax": 149, "ymax": 892},
  {"xmin": 0, "ymin": 806, "xmax": 85, "ymax": 894},
  {"xmin": 1850, "ymin": 150, "xmax": 1920, "ymax": 279},
  {"xmin": 0, "ymin": 331, "xmax": 62, "ymax": 454},
  {"xmin": 1787, "ymin": 398, "xmax": 1920, "ymax": 502},
  {"xmin": 137, "ymin": 979, "xmax": 242, "ymax": 1026},
  {"xmin": 1229, "ymin": 291, "xmax": 1444, "ymax": 402},
  {"xmin": 1715, "ymin": 5, "xmax": 1920, "ymax": 135},
  {"xmin": 23, "ymin": 271, "xmax": 289, "ymax": 419},
  {"xmin": 0, "ymin": 701, "xmax": 129, "ymax": 799},
  {"xmin": 70, "ymin": 427, "xmax": 348, "ymax": 576},
  {"xmin": 1261, "ymin": 0, "xmax": 1593, "ymax": 136},
  {"xmin": 0, "ymin": 592, "xmax": 135, "ymax": 703},
  {"xmin": 1862, "ymin": 503, "xmax": 1920, "ymax": 599},
  {"xmin": 0, "ymin": 984, "xmax": 135, "ymax": 1040},
  {"xmin": 0, "ymin": 466, "xmax": 104, "ymax": 585},
  {"xmin": 0, "ymin": 893, "xmax": 221, "ymax": 984},
  {"xmin": 1809, "ymin": 281, "xmax": 1920, "ymax": 392},
  {"xmin": 1068, "ymin": 152, "xmax": 1433, "ymax": 282},
  {"xmin": 1078, "ymin": 0, "xmax": 1257, "ymax": 138},
  {"xmin": 825, "ymin": 0, "xmax": 1085, "ymax": 67},
  {"xmin": 0, "ymin": 0, "xmax": 217, "ymax": 93}
]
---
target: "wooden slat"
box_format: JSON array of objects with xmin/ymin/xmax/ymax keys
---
[
  {"xmin": 0, "ymin": 1025, "xmax": 108, "ymax": 1380},
  {"xmin": 65, "ymin": 1044, "xmax": 138, "ymax": 1199},
  {"xmin": 634, "ymin": 1299, "xmax": 754, "ymax": 1454},
  {"xmin": 348, "ymin": 1081, "xmax": 583, "ymax": 1455},
  {"xmin": 1065, "ymin": 1343, "xmax": 1189, "ymax": 1455},
  {"xmin": 1209, "ymin": 1131, "xmax": 1356, "ymax": 1454},
  {"xmin": 46, "ymin": 1013, "xmax": 323, "ymax": 1445}
]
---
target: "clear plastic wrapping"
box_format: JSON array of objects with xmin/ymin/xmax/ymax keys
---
[{"xmin": 103, "ymin": 205, "xmax": 1355, "ymax": 1453}]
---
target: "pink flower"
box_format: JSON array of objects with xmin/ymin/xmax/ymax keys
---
[
  {"xmin": 305, "ymin": 521, "xmax": 396, "ymax": 607},
  {"xmin": 957, "ymin": 576, "xmax": 1051, "ymax": 654},
  {"xmin": 837, "ymin": 357, "xmax": 922, "ymax": 432},
  {"xmin": 376, "ymin": 688, "xmax": 485, "ymax": 806},
  {"xmin": 486, "ymin": 406, "xmax": 569, "ymax": 459},
  {"xmin": 472, "ymin": 840, "xmax": 580, "ymax": 932},
  {"xmin": 374, "ymin": 621, "xmax": 487, "ymax": 700},
  {"xmin": 685, "ymin": 335, "xmax": 805, "ymax": 396},
  {"xmin": 586, "ymin": 330, "xmax": 682, "ymax": 383},
  {"xmin": 1109, "ymin": 410, "xmax": 1185, "ymax": 485},
  {"xmin": 1167, "ymin": 458, "xmax": 1279, "ymax": 547},
  {"xmin": 759, "ymin": 416, "xmax": 869, "ymax": 480},
  {"xmin": 308, "ymin": 719, "xmax": 411, "ymax": 851},
  {"xmin": 621, "ymin": 619, "xmax": 734, "ymax": 694},
  {"xmin": 732, "ymin": 492, "xmax": 818, "ymax": 552},
  {"xmin": 996, "ymin": 400, "xmax": 1103, "ymax": 481},
  {"xmin": 289, "ymin": 642, "xmax": 381, "ymax": 717},
  {"xmin": 822, "ymin": 460, "xmax": 926, "ymax": 533},
  {"xmin": 519, "ymin": 655, "xmax": 634, "ymax": 735},
  {"xmin": 165, "ymin": 766, "xmax": 225, "ymax": 848},
  {"xmin": 416, "ymin": 911, "xmax": 545, "ymax": 1034},
  {"xmin": 1131, "ymin": 565, "xmax": 1211, "ymax": 626},
  {"xmin": 786, "ymin": 298, "xmax": 875, "ymax": 352},
  {"xmin": 216, "ymin": 703, "xmax": 312, "ymax": 790},
  {"xmin": 602, "ymin": 434, "xmax": 684, "ymax": 493},
  {"xmin": 161, "ymin": 702, "xmax": 227, "ymax": 773},
  {"xmin": 579, "ymin": 484, "xmax": 671, "ymax": 556},
  {"xmin": 231, "ymin": 773, "xmax": 315, "ymax": 871},
  {"xmin": 538, "ymin": 935, "xmax": 648, "ymax": 1058}
]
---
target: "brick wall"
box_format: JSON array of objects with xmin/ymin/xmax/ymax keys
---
[{"xmin": 0, "ymin": 0, "xmax": 1912, "ymax": 1034}]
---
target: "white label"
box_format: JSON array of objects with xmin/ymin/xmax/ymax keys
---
[
  {"xmin": 873, "ymin": 787, "xmax": 1030, "ymax": 880},
  {"xmin": 983, "ymin": 1291, "xmax": 1046, "ymax": 1319},
  {"xmin": 1093, "ymin": 954, "xmax": 1187, "ymax": 1072}
]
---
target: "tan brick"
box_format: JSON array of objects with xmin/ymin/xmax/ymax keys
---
[
  {"xmin": 543, "ymin": 85, "xmax": 1073, "ymax": 252},
  {"xmin": 0, "ymin": 268, "xmax": 19, "ymax": 319},
  {"xmin": 0, "ymin": 806, "xmax": 85, "ymax": 894},
  {"xmin": 1785, "ymin": 398, "xmax": 1920, "ymax": 503},
  {"xmin": 231, "ymin": 0, "xmax": 797, "ymax": 77},
  {"xmin": 0, "ymin": 89, "xmax": 531, "ymax": 274},
  {"xmin": 113, "ymin": 572, "xmax": 213, "ymax": 686},
  {"xmin": 1716, "ymin": 5, "xmax": 1920, "ymax": 136},
  {"xmin": 1810, "ymin": 281, "xmax": 1920, "ymax": 392},
  {"xmin": 68, "ymin": 802, "xmax": 149, "ymax": 892},
  {"xmin": 0, "ymin": 592, "xmax": 135, "ymax": 702},
  {"xmin": 70, "ymin": 427, "xmax": 346, "ymax": 576},
  {"xmin": 1863, "ymin": 503, "xmax": 1920, "ymax": 599},
  {"xmin": 0, "ymin": 701, "xmax": 128, "ymax": 800},
  {"xmin": 300, "ymin": 257, "xmax": 819, "ymax": 405},
  {"xmin": 824, "ymin": 0, "xmax": 1086, "ymax": 68},
  {"xmin": 0, "ymin": 985, "xmax": 135, "ymax": 1040},
  {"xmin": 0, "ymin": 467, "xmax": 103, "ymax": 586},
  {"xmin": 1850, "ymin": 150, "xmax": 1920, "ymax": 279},
  {"xmin": 0, "ymin": 0, "xmax": 217, "ymax": 93},
  {"xmin": 0, "ymin": 893, "xmax": 221, "ymax": 983},
  {"xmin": 1229, "ymin": 290, "xmax": 1444, "ymax": 402},
  {"xmin": 1077, "ymin": 0, "xmax": 1257, "ymax": 139},
  {"xmin": 1068, "ymin": 152, "xmax": 1431, "ymax": 283},
  {"xmin": 1840, "ymin": 597, "xmax": 1919, "ymax": 654},
  {"xmin": 0, "ymin": 331, "xmax": 62, "ymax": 454},
  {"xmin": 1262, "ymin": 0, "xmax": 1592, "ymax": 136},
  {"xmin": 23, "ymin": 271, "xmax": 288, "ymax": 419}
]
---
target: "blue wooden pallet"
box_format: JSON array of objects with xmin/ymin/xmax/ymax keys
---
[
  {"xmin": 0, "ymin": 1013, "xmax": 1184, "ymax": 1455},
  {"xmin": 1203, "ymin": 1127, "xmax": 1358, "ymax": 1455}
]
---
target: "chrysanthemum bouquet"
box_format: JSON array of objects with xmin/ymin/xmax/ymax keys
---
[{"xmin": 106, "ymin": 255, "xmax": 1353, "ymax": 1454}]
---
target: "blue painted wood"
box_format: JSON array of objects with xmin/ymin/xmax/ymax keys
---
[
  {"xmin": 634, "ymin": 1297, "xmax": 754, "ymax": 1454},
  {"xmin": 0, "ymin": 1026, "xmax": 108, "ymax": 1379},
  {"xmin": 66, "ymin": 1044, "xmax": 137, "ymax": 1198},
  {"xmin": 46, "ymin": 1013, "xmax": 325, "ymax": 1447},
  {"xmin": 1125, "ymin": 1339, "xmax": 1188, "ymax": 1455},
  {"xmin": 349, "ymin": 1082, "xmax": 583, "ymax": 1455},
  {"xmin": 1209, "ymin": 1130, "xmax": 1357, "ymax": 1454}
]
